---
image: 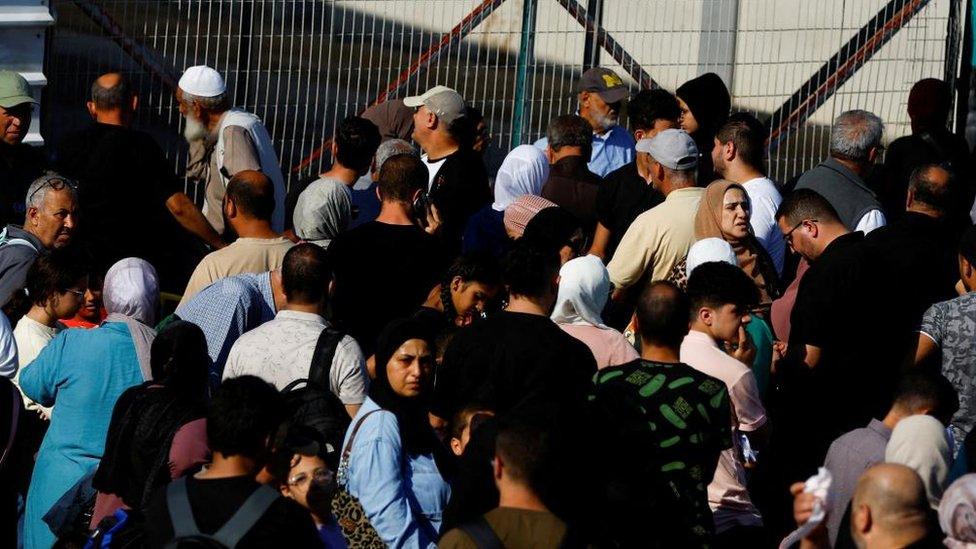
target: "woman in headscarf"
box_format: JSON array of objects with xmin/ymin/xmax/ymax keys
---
[
  {"xmin": 886, "ymin": 414, "xmax": 953, "ymax": 509},
  {"xmin": 940, "ymin": 474, "xmax": 976, "ymax": 548},
  {"xmin": 692, "ymin": 180, "xmax": 781, "ymax": 307},
  {"xmin": 339, "ymin": 319, "xmax": 452, "ymax": 548},
  {"xmin": 503, "ymin": 194, "xmax": 557, "ymax": 240},
  {"xmin": 18, "ymin": 258, "xmax": 159, "ymax": 549},
  {"xmin": 552, "ymin": 255, "xmax": 638, "ymax": 369},
  {"xmin": 463, "ymin": 145, "xmax": 549, "ymax": 258},
  {"xmin": 293, "ymin": 177, "xmax": 353, "ymax": 249},
  {"xmin": 676, "ymin": 72, "xmax": 731, "ymax": 186},
  {"xmin": 89, "ymin": 320, "xmax": 211, "ymax": 528}
]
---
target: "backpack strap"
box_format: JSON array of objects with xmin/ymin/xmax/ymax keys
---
[
  {"xmin": 211, "ymin": 485, "xmax": 279, "ymax": 548},
  {"xmin": 308, "ymin": 327, "xmax": 345, "ymax": 388},
  {"xmin": 459, "ymin": 515, "xmax": 503, "ymax": 549},
  {"xmin": 166, "ymin": 478, "xmax": 201, "ymax": 540}
]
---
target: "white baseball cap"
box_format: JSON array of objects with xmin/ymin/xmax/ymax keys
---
[
  {"xmin": 403, "ymin": 85, "xmax": 466, "ymax": 124},
  {"xmin": 686, "ymin": 238, "xmax": 738, "ymax": 275},
  {"xmin": 635, "ymin": 129, "xmax": 699, "ymax": 170},
  {"xmin": 178, "ymin": 65, "xmax": 226, "ymax": 98}
]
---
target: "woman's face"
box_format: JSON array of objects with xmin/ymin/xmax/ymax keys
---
[
  {"xmin": 280, "ymin": 454, "xmax": 334, "ymax": 513},
  {"xmin": 386, "ymin": 338, "xmax": 433, "ymax": 398},
  {"xmin": 721, "ymin": 188, "xmax": 751, "ymax": 241},
  {"xmin": 78, "ymin": 281, "xmax": 103, "ymax": 322},
  {"xmin": 52, "ymin": 275, "xmax": 89, "ymax": 319},
  {"xmin": 677, "ymin": 97, "xmax": 699, "ymax": 135}
]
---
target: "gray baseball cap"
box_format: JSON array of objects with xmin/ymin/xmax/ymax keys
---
[
  {"xmin": 576, "ymin": 67, "xmax": 629, "ymax": 104},
  {"xmin": 0, "ymin": 71, "xmax": 36, "ymax": 109},
  {"xmin": 635, "ymin": 129, "xmax": 699, "ymax": 170},
  {"xmin": 403, "ymin": 85, "xmax": 466, "ymax": 125}
]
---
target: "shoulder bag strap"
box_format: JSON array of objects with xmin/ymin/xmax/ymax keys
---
[
  {"xmin": 308, "ymin": 328, "xmax": 345, "ymax": 389},
  {"xmin": 339, "ymin": 409, "xmax": 382, "ymax": 473},
  {"xmin": 165, "ymin": 478, "xmax": 201, "ymax": 539},
  {"xmin": 211, "ymin": 485, "xmax": 280, "ymax": 548},
  {"xmin": 459, "ymin": 515, "xmax": 504, "ymax": 549}
]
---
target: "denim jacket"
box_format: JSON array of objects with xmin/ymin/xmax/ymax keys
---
[{"xmin": 339, "ymin": 397, "xmax": 450, "ymax": 548}]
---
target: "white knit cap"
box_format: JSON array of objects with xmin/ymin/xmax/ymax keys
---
[
  {"xmin": 686, "ymin": 237, "xmax": 737, "ymax": 275},
  {"xmin": 178, "ymin": 65, "xmax": 226, "ymax": 98}
]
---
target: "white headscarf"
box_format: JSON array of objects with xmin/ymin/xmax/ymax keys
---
[
  {"xmin": 551, "ymin": 255, "xmax": 610, "ymax": 328},
  {"xmin": 293, "ymin": 177, "xmax": 352, "ymax": 248},
  {"xmin": 940, "ymin": 474, "xmax": 976, "ymax": 548},
  {"xmin": 103, "ymin": 258, "xmax": 159, "ymax": 381},
  {"xmin": 885, "ymin": 414, "xmax": 952, "ymax": 509},
  {"xmin": 492, "ymin": 145, "xmax": 549, "ymax": 211}
]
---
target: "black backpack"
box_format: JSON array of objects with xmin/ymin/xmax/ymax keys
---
[
  {"xmin": 281, "ymin": 328, "xmax": 352, "ymax": 463},
  {"xmin": 164, "ymin": 478, "xmax": 278, "ymax": 548}
]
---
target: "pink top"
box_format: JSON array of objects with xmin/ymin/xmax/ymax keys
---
[
  {"xmin": 679, "ymin": 329, "xmax": 767, "ymax": 532},
  {"xmin": 90, "ymin": 417, "xmax": 209, "ymax": 528},
  {"xmin": 558, "ymin": 323, "xmax": 639, "ymax": 369}
]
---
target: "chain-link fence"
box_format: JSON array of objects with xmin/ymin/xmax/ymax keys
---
[{"xmin": 42, "ymin": 0, "xmax": 964, "ymax": 190}]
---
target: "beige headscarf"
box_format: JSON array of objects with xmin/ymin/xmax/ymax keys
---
[
  {"xmin": 694, "ymin": 179, "xmax": 780, "ymax": 304},
  {"xmin": 885, "ymin": 414, "xmax": 952, "ymax": 509}
]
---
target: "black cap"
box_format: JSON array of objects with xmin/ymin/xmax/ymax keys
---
[{"xmin": 576, "ymin": 67, "xmax": 629, "ymax": 104}]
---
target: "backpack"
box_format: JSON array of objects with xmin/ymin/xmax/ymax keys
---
[
  {"xmin": 164, "ymin": 478, "xmax": 278, "ymax": 548},
  {"xmin": 281, "ymin": 328, "xmax": 352, "ymax": 463},
  {"xmin": 0, "ymin": 226, "xmax": 38, "ymax": 253}
]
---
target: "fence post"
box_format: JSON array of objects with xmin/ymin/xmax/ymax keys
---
[
  {"xmin": 582, "ymin": 0, "xmax": 604, "ymax": 70},
  {"xmin": 698, "ymin": 0, "xmax": 739, "ymax": 89},
  {"xmin": 511, "ymin": 0, "xmax": 538, "ymax": 149}
]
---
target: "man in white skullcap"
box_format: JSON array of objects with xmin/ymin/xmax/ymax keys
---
[{"xmin": 174, "ymin": 65, "xmax": 287, "ymax": 245}]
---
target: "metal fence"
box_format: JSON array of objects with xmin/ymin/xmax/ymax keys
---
[{"xmin": 42, "ymin": 0, "xmax": 964, "ymax": 189}]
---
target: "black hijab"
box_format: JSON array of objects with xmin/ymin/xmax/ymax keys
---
[
  {"xmin": 371, "ymin": 319, "xmax": 444, "ymax": 458},
  {"xmin": 677, "ymin": 72, "xmax": 731, "ymax": 186},
  {"xmin": 92, "ymin": 321, "xmax": 211, "ymax": 509}
]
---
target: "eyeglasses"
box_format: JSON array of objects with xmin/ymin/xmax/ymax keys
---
[
  {"xmin": 27, "ymin": 176, "xmax": 77, "ymax": 206},
  {"xmin": 287, "ymin": 468, "xmax": 333, "ymax": 487},
  {"xmin": 65, "ymin": 288, "xmax": 85, "ymax": 298},
  {"xmin": 782, "ymin": 219, "xmax": 817, "ymax": 243}
]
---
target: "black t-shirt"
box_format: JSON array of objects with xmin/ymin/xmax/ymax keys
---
[
  {"xmin": 774, "ymin": 232, "xmax": 905, "ymax": 477},
  {"xmin": 143, "ymin": 475, "xmax": 322, "ymax": 548},
  {"xmin": 56, "ymin": 123, "xmax": 196, "ymax": 289},
  {"xmin": 432, "ymin": 311, "xmax": 597, "ymax": 423},
  {"xmin": 327, "ymin": 221, "xmax": 448, "ymax": 355},
  {"xmin": 541, "ymin": 156, "xmax": 601, "ymax": 234},
  {"xmin": 428, "ymin": 149, "xmax": 491, "ymax": 252},
  {"xmin": 596, "ymin": 161, "xmax": 663, "ymax": 259},
  {"xmin": 0, "ymin": 142, "xmax": 46, "ymax": 229}
]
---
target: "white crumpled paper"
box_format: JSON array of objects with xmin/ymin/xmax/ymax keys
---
[{"xmin": 779, "ymin": 467, "xmax": 833, "ymax": 549}]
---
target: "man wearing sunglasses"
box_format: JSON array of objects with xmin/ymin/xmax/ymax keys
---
[{"xmin": 0, "ymin": 174, "xmax": 78, "ymax": 309}]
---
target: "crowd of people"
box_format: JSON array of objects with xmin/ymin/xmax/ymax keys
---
[{"xmin": 1, "ymin": 58, "xmax": 976, "ymax": 549}]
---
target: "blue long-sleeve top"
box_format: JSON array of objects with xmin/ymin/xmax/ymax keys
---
[{"xmin": 339, "ymin": 397, "xmax": 450, "ymax": 548}]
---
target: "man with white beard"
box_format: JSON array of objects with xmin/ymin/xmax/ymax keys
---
[
  {"xmin": 534, "ymin": 67, "xmax": 635, "ymax": 177},
  {"xmin": 175, "ymin": 65, "xmax": 287, "ymax": 243}
]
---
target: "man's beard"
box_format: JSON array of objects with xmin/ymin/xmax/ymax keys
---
[
  {"xmin": 183, "ymin": 115, "xmax": 208, "ymax": 143},
  {"xmin": 591, "ymin": 110, "xmax": 618, "ymax": 133}
]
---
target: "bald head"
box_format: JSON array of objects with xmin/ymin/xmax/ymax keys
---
[
  {"xmin": 226, "ymin": 170, "xmax": 275, "ymax": 222},
  {"xmin": 636, "ymin": 281, "xmax": 690, "ymax": 347},
  {"xmin": 908, "ymin": 164, "xmax": 952, "ymax": 215},
  {"xmin": 852, "ymin": 464, "xmax": 930, "ymax": 547},
  {"xmin": 88, "ymin": 73, "xmax": 136, "ymax": 125}
]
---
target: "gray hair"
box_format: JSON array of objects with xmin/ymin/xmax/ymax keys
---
[
  {"xmin": 373, "ymin": 139, "xmax": 418, "ymax": 176},
  {"xmin": 663, "ymin": 164, "xmax": 697, "ymax": 183},
  {"xmin": 26, "ymin": 173, "xmax": 78, "ymax": 210},
  {"xmin": 829, "ymin": 110, "xmax": 884, "ymax": 161},
  {"xmin": 181, "ymin": 90, "xmax": 230, "ymax": 112}
]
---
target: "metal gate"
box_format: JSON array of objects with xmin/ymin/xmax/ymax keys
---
[{"xmin": 42, "ymin": 0, "xmax": 965, "ymax": 188}]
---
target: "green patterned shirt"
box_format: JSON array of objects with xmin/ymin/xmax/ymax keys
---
[{"xmin": 589, "ymin": 358, "xmax": 733, "ymax": 548}]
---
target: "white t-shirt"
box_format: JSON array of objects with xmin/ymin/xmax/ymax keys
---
[
  {"xmin": 741, "ymin": 177, "xmax": 785, "ymax": 275},
  {"xmin": 421, "ymin": 153, "xmax": 448, "ymax": 191},
  {"xmin": 223, "ymin": 309, "xmax": 368, "ymax": 405},
  {"xmin": 12, "ymin": 315, "xmax": 61, "ymax": 417}
]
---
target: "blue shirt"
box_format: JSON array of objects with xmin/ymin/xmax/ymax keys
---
[
  {"xmin": 534, "ymin": 124, "xmax": 635, "ymax": 177},
  {"xmin": 176, "ymin": 272, "xmax": 275, "ymax": 380},
  {"xmin": 339, "ymin": 397, "xmax": 450, "ymax": 548}
]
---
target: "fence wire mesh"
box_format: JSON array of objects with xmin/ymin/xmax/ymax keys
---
[{"xmin": 43, "ymin": 0, "xmax": 961, "ymax": 189}]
